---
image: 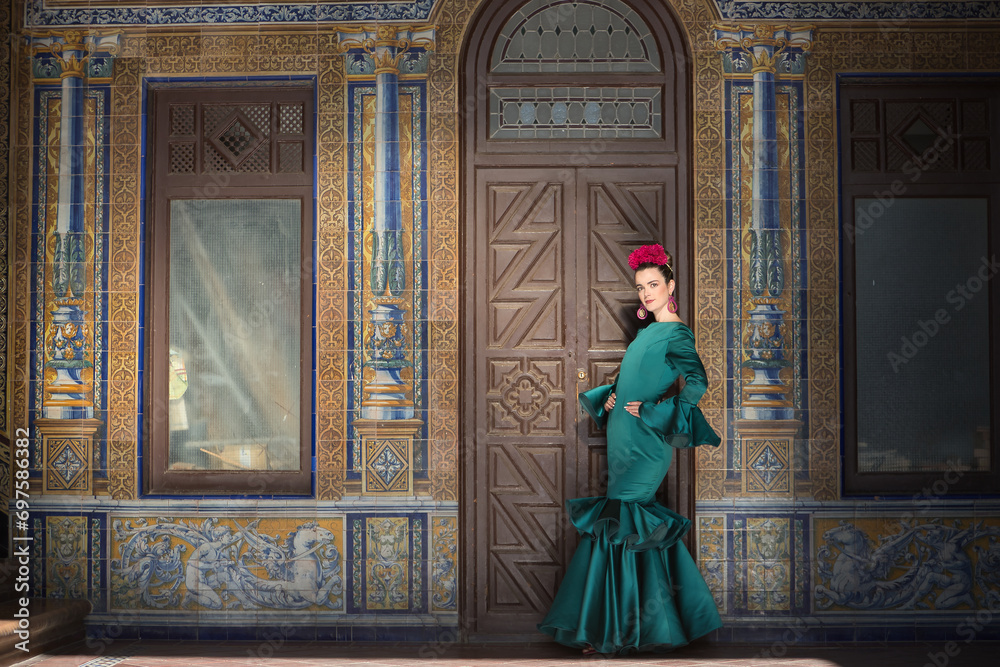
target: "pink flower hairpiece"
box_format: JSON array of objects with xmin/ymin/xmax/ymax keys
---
[{"xmin": 628, "ymin": 244, "xmax": 672, "ymax": 271}]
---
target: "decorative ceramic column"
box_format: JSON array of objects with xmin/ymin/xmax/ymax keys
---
[
  {"xmin": 31, "ymin": 31, "xmax": 118, "ymax": 494},
  {"xmin": 338, "ymin": 25, "xmax": 435, "ymax": 495},
  {"xmin": 714, "ymin": 25, "xmax": 812, "ymax": 496}
]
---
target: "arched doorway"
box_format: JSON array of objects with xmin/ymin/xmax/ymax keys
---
[{"xmin": 460, "ymin": 0, "xmax": 692, "ymax": 637}]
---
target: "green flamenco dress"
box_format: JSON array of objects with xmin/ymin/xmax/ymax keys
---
[{"xmin": 538, "ymin": 322, "xmax": 723, "ymax": 653}]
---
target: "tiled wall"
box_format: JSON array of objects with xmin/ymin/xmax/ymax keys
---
[
  {"xmin": 11, "ymin": 0, "xmax": 469, "ymax": 642},
  {"xmin": 7, "ymin": 0, "xmax": 1000, "ymax": 644},
  {"xmin": 693, "ymin": 17, "xmax": 1000, "ymax": 643}
]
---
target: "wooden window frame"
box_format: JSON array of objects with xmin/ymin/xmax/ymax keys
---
[
  {"xmin": 840, "ymin": 77, "xmax": 1000, "ymax": 496},
  {"xmin": 144, "ymin": 84, "xmax": 314, "ymax": 495}
]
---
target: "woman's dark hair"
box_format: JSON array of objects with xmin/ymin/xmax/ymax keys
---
[{"xmin": 633, "ymin": 261, "xmax": 673, "ymax": 283}]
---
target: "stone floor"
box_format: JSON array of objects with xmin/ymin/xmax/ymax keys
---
[{"xmin": 11, "ymin": 641, "xmax": 1000, "ymax": 667}]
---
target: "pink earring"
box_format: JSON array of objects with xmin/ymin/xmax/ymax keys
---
[
  {"xmin": 637, "ymin": 305, "xmax": 648, "ymax": 320},
  {"xmin": 667, "ymin": 294, "xmax": 678, "ymax": 313}
]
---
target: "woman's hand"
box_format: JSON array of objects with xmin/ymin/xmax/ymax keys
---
[
  {"xmin": 604, "ymin": 392, "xmax": 616, "ymax": 411},
  {"xmin": 624, "ymin": 401, "xmax": 642, "ymax": 417}
]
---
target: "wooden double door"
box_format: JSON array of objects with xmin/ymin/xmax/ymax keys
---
[
  {"xmin": 462, "ymin": 166, "xmax": 689, "ymax": 635},
  {"xmin": 460, "ymin": 0, "xmax": 692, "ymax": 639}
]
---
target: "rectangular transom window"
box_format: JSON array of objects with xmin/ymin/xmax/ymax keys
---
[{"xmin": 146, "ymin": 84, "xmax": 314, "ymax": 495}]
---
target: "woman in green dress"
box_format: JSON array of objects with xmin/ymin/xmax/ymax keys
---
[{"xmin": 538, "ymin": 244, "xmax": 723, "ymax": 654}]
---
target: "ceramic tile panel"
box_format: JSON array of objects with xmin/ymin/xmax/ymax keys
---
[
  {"xmin": 358, "ymin": 516, "xmax": 405, "ymax": 614},
  {"xmin": 747, "ymin": 517, "xmax": 791, "ymax": 612},
  {"xmin": 430, "ymin": 514, "xmax": 458, "ymax": 613},
  {"xmin": 0, "ymin": 1, "xmax": 9, "ymax": 451},
  {"xmin": 712, "ymin": 0, "xmax": 1000, "ymax": 20},
  {"xmin": 698, "ymin": 515, "xmax": 727, "ymax": 613},
  {"xmin": 108, "ymin": 58, "xmax": 143, "ymax": 500},
  {"xmin": 354, "ymin": 514, "xmax": 426, "ymax": 613},
  {"xmin": 813, "ymin": 516, "xmax": 1000, "ymax": 613},
  {"xmin": 46, "ymin": 515, "xmax": 89, "ymax": 599},
  {"xmin": 110, "ymin": 516, "xmax": 347, "ymax": 612}
]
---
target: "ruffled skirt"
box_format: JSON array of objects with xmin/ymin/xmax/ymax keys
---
[{"xmin": 537, "ymin": 496, "xmax": 722, "ymax": 654}]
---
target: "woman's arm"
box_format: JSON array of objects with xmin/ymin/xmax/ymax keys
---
[
  {"xmin": 579, "ymin": 382, "xmax": 617, "ymax": 428},
  {"xmin": 667, "ymin": 325, "xmax": 709, "ymax": 405},
  {"xmin": 630, "ymin": 326, "xmax": 721, "ymax": 448}
]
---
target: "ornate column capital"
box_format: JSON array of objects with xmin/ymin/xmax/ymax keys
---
[
  {"xmin": 713, "ymin": 24, "xmax": 814, "ymax": 74},
  {"xmin": 29, "ymin": 30, "xmax": 119, "ymax": 79},
  {"xmin": 337, "ymin": 25, "xmax": 435, "ymax": 75}
]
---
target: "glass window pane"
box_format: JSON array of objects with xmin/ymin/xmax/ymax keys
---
[
  {"xmin": 488, "ymin": 87, "xmax": 662, "ymax": 139},
  {"xmin": 855, "ymin": 198, "xmax": 991, "ymax": 473},
  {"xmin": 490, "ymin": 0, "xmax": 660, "ymax": 73},
  {"xmin": 168, "ymin": 199, "xmax": 301, "ymax": 471}
]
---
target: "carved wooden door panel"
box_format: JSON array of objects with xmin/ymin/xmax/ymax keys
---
[
  {"xmin": 469, "ymin": 168, "xmax": 577, "ymax": 634},
  {"xmin": 466, "ymin": 166, "xmax": 679, "ymax": 635}
]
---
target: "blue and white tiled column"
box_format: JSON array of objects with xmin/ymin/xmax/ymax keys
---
[
  {"xmin": 714, "ymin": 25, "xmax": 812, "ymax": 499},
  {"xmin": 33, "ymin": 32, "xmax": 116, "ymax": 420},
  {"xmin": 338, "ymin": 26, "xmax": 435, "ymax": 496},
  {"xmin": 31, "ymin": 31, "xmax": 118, "ymax": 495}
]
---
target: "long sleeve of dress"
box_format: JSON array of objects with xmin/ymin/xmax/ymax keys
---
[
  {"xmin": 670, "ymin": 325, "xmax": 709, "ymax": 404},
  {"xmin": 638, "ymin": 326, "xmax": 721, "ymax": 449},
  {"xmin": 578, "ymin": 382, "xmax": 616, "ymax": 429}
]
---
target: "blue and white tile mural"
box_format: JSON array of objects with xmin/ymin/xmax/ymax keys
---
[
  {"xmin": 815, "ymin": 519, "xmax": 1000, "ymax": 612},
  {"xmin": 110, "ymin": 517, "xmax": 345, "ymax": 611}
]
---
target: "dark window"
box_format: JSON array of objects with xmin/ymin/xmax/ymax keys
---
[
  {"xmin": 840, "ymin": 78, "xmax": 1000, "ymax": 495},
  {"xmin": 145, "ymin": 84, "xmax": 314, "ymax": 495}
]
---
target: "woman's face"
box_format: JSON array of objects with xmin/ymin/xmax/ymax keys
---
[{"xmin": 635, "ymin": 267, "xmax": 675, "ymax": 320}]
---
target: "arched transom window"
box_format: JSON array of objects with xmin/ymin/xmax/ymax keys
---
[{"xmin": 487, "ymin": 0, "xmax": 665, "ymax": 140}]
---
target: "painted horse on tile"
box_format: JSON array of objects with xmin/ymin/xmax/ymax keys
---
[
  {"xmin": 237, "ymin": 521, "xmax": 344, "ymax": 610},
  {"xmin": 814, "ymin": 520, "xmax": 921, "ymax": 610}
]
